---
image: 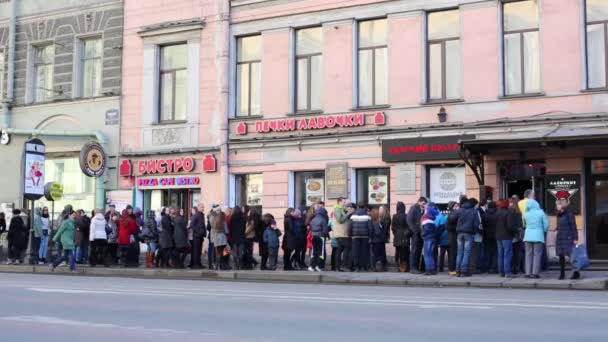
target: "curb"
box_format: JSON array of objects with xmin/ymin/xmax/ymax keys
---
[{"xmin": 0, "ymin": 265, "xmax": 606, "ymax": 291}]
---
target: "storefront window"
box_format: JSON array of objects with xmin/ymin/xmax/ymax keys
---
[
  {"xmin": 236, "ymin": 174, "xmax": 264, "ymax": 211},
  {"xmin": 356, "ymin": 168, "xmax": 389, "ymax": 207},
  {"xmin": 39, "ymin": 158, "xmax": 95, "ymax": 219},
  {"xmin": 295, "ymin": 171, "xmax": 325, "ymax": 209}
]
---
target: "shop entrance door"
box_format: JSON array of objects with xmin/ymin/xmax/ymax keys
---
[
  {"xmin": 500, "ymin": 161, "xmax": 545, "ymax": 208},
  {"xmin": 587, "ymin": 176, "xmax": 608, "ymax": 259}
]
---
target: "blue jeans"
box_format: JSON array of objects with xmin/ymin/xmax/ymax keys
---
[
  {"xmin": 53, "ymin": 249, "xmax": 75, "ymax": 271},
  {"xmin": 423, "ymin": 239, "xmax": 436, "ymax": 272},
  {"xmin": 497, "ymin": 240, "xmax": 513, "ymax": 275},
  {"xmin": 456, "ymin": 233, "xmax": 473, "ymax": 273},
  {"xmin": 75, "ymin": 243, "xmax": 89, "ymax": 263},
  {"xmin": 39, "ymin": 234, "xmax": 49, "ymax": 260}
]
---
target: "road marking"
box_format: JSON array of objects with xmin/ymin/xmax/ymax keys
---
[{"xmin": 27, "ymin": 287, "xmax": 183, "ymax": 297}]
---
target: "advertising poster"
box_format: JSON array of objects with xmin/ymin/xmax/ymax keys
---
[
  {"xmin": 24, "ymin": 153, "xmax": 45, "ymax": 197},
  {"xmin": 246, "ymin": 174, "xmax": 263, "ymax": 206},
  {"xmin": 429, "ymin": 167, "xmax": 466, "ymax": 204},
  {"xmin": 545, "ymin": 174, "xmax": 581, "ymax": 215},
  {"xmin": 306, "ymin": 178, "xmax": 324, "ymax": 206},
  {"xmin": 368, "ymin": 175, "xmax": 388, "ymax": 205}
]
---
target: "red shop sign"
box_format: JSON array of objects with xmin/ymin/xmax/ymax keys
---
[
  {"xmin": 235, "ymin": 112, "xmax": 385, "ymax": 135},
  {"xmin": 137, "ymin": 157, "xmax": 195, "ymax": 175}
]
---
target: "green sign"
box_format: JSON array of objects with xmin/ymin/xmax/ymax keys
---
[{"xmin": 44, "ymin": 182, "xmax": 63, "ymax": 201}]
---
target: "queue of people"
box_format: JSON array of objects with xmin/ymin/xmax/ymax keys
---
[{"xmin": 0, "ymin": 190, "xmax": 583, "ymax": 280}]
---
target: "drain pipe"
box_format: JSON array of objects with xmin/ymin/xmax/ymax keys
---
[
  {"xmin": 218, "ymin": 0, "xmax": 230, "ymax": 206},
  {"xmin": 3, "ymin": 128, "xmax": 108, "ymax": 208},
  {"xmin": 1, "ymin": 0, "xmax": 17, "ymax": 128}
]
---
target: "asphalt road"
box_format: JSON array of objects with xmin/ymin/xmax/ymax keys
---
[{"xmin": 0, "ymin": 273, "xmax": 606, "ymax": 342}]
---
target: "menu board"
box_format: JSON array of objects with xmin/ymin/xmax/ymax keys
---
[
  {"xmin": 246, "ymin": 174, "xmax": 263, "ymax": 206},
  {"xmin": 368, "ymin": 175, "xmax": 388, "ymax": 204},
  {"xmin": 325, "ymin": 163, "xmax": 348, "ymax": 199},
  {"xmin": 306, "ymin": 178, "xmax": 324, "ymax": 206}
]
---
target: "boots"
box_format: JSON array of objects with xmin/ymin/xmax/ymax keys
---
[
  {"xmin": 559, "ymin": 270, "xmax": 565, "ymax": 280},
  {"xmin": 146, "ymin": 252, "xmax": 154, "ymax": 268},
  {"xmin": 570, "ymin": 271, "xmax": 580, "ymax": 280},
  {"xmin": 400, "ymin": 262, "xmax": 409, "ymax": 273}
]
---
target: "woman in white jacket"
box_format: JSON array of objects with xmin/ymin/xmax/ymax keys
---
[{"xmin": 89, "ymin": 208, "xmax": 108, "ymax": 267}]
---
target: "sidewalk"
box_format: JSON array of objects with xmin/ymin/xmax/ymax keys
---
[{"xmin": 0, "ymin": 265, "xmax": 606, "ymax": 291}]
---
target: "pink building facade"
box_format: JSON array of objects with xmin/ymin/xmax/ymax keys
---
[
  {"xmin": 228, "ymin": 0, "xmax": 608, "ymax": 259},
  {"xmin": 119, "ymin": 0, "xmax": 230, "ymax": 214}
]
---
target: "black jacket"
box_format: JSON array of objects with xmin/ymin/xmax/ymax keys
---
[
  {"xmin": 381, "ymin": 216, "xmax": 391, "ymax": 243},
  {"xmin": 7, "ymin": 216, "xmax": 27, "ymax": 249},
  {"xmin": 447, "ymin": 211, "xmax": 458, "ymax": 233},
  {"xmin": 310, "ymin": 208, "xmax": 329, "ymax": 237},
  {"xmin": 495, "ymin": 208, "xmax": 518, "ymax": 240},
  {"xmin": 350, "ymin": 208, "xmax": 372, "ymax": 238},
  {"xmin": 229, "ymin": 212, "xmax": 246, "ymax": 244},
  {"xmin": 482, "ymin": 208, "xmax": 498, "ymax": 241},
  {"xmin": 172, "ymin": 215, "xmax": 189, "ymax": 249},
  {"xmin": 159, "ymin": 215, "xmax": 174, "ymax": 249},
  {"xmin": 282, "ymin": 215, "xmax": 296, "ymax": 250},
  {"xmin": 453, "ymin": 201, "xmax": 481, "ymax": 234},
  {"xmin": 406, "ymin": 204, "xmax": 424, "ymax": 235},
  {"xmin": 391, "ymin": 202, "xmax": 410, "ymax": 247},
  {"xmin": 190, "ymin": 211, "xmax": 206, "ymax": 239},
  {"xmin": 370, "ymin": 221, "xmax": 386, "ymax": 244}
]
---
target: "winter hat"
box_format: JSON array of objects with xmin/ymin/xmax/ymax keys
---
[{"xmin": 423, "ymin": 206, "xmax": 439, "ymax": 221}]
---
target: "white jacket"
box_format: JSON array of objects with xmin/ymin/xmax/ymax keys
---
[{"xmin": 89, "ymin": 213, "xmax": 108, "ymax": 241}]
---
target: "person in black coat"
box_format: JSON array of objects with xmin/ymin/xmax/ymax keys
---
[
  {"xmin": 189, "ymin": 204, "xmax": 206, "ymax": 269},
  {"xmin": 392, "ymin": 202, "xmax": 410, "ymax": 272},
  {"xmin": 281, "ymin": 208, "xmax": 296, "ymax": 271},
  {"xmin": 230, "ymin": 206, "xmax": 246, "ymax": 270},
  {"xmin": 407, "ymin": 197, "xmax": 427, "ymax": 273},
  {"xmin": 172, "ymin": 209, "xmax": 189, "ymax": 268},
  {"xmin": 158, "ymin": 208, "xmax": 174, "ymax": 268},
  {"xmin": 481, "ymin": 202, "xmax": 498, "ymax": 274},
  {"xmin": 7, "ymin": 209, "xmax": 28, "ymax": 264},
  {"xmin": 555, "ymin": 199, "xmax": 580, "ymax": 280},
  {"xmin": 446, "ymin": 201, "xmax": 460, "ymax": 275},
  {"xmin": 495, "ymin": 199, "xmax": 518, "ymax": 277}
]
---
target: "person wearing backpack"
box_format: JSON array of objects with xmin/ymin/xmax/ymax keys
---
[{"xmin": 555, "ymin": 199, "xmax": 580, "ymax": 280}]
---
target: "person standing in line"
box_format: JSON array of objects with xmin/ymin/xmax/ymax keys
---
[
  {"xmin": 495, "ymin": 199, "xmax": 517, "ymax": 278},
  {"xmin": 244, "ymin": 209, "xmax": 261, "ymax": 270},
  {"xmin": 230, "ymin": 206, "xmax": 246, "ymax": 270},
  {"xmin": 50, "ymin": 210, "xmax": 76, "ymax": 272},
  {"xmin": 482, "ymin": 202, "xmax": 498, "ymax": 274},
  {"xmin": 333, "ymin": 199, "xmax": 353, "ymax": 272},
  {"xmin": 75, "ymin": 209, "xmax": 91, "ymax": 264},
  {"xmin": 209, "ymin": 205, "xmax": 229, "ymax": 270},
  {"xmin": 350, "ymin": 202, "xmax": 373, "ymax": 272},
  {"xmin": 555, "ymin": 199, "xmax": 580, "ymax": 280},
  {"xmin": 7, "ymin": 209, "xmax": 27, "ymax": 264},
  {"xmin": 158, "ymin": 208, "xmax": 174, "ymax": 268},
  {"xmin": 379, "ymin": 205, "xmax": 391, "ymax": 271},
  {"xmin": 38, "ymin": 207, "xmax": 51, "ymax": 264},
  {"xmin": 509, "ymin": 196, "xmax": 525, "ymax": 275},
  {"xmin": 257, "ymin": 208, "xmax": 270, "ymax": 270},
  {"xmin": 142, "ymin": 209, "xmax": 159, "ymax": 268},
  {"xmin": 104, "ymin": 204, "xmax": 117, "ymax": 222},
  {"xmin": 518, "ymin": 189, "xmax": 534, "ymax": 217},
  {"xmin": 281, "ymin": 208, "xmax": 296, "ymax": 271},
  {"xmin": 435, "ymin": 207, "xmax": 449, "ymax": 273},
  {"xmin": 172, "ymin": 208, "xmax": 189, "ymax": 269},
  {"xmin": 370, "ymin": 208, "xmax": 386, "ymax": 272},
  {"xmin": 421, "ymin": 205, "xmax": 440, "ymax": 275},
  {"xmin": 523, "ymin": 199, "xmax": 549, "ymax": 279},
  {"xmin": 118, "ymin": 206, "xmax": 138, "ymax": 268},
  {"xmin": 106, "ymin": 213, "xmax": 119, "ymax": 265},
  {"xmin": 309, "ymin": 205, "xmax": 329, "ymax": 272},
  {"xmin": 89, "ymin": 208, "xmax": 108, "ymax": 267},
  {"xmin": 32, "ymin": 207, "xmax": 44, "ymax": 264},
  {"xmin": 189, "ymin": 204, "xmax": 206, "ymax": 269},
  {"xmin": 452, "ymin": 199, "xmax": 481, "ymax": 277},
  {"xmin": 263, "ymin": 218, "xmax": 282, "ymax": 271},
  {"xmin": 392, "ymin": 202, "xmax": 410, "ymax": 272},
  {"xmin": 407, "ymin": 197, "xmax": 428, "ymax": 273},
  {"xmin": 446, "ymin": 201, "xmax": 460, "ymax": 276}
]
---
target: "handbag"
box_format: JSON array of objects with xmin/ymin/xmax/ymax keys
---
[{"xmin": 571, "ymin": 245, "xmax": 590, "ymax": 270}]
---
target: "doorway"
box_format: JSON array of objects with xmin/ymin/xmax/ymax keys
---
[
  {"xmin": 586, "ymin": 159, "xmax": 608, "ymax": 259},
  {"xmin": 500, "ymin": 160, "xmax": 546, "ymax": 208}
]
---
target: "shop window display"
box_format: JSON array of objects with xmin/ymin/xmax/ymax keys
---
[
  {"xmin": 295, "ymin": 171, "xmax": 325, "ymax": 209},
  {"xmin": 356, "ymin": 168, "xmax": 389, "ymax": 207}
]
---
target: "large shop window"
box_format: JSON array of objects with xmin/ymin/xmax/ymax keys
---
[
  {"xmin": 427, "ymin": 10, "xmax": 462, "ymax": 101},
  {"xmin": 296, "ymin": 27, "xmax": 323, "ymax": 112},
  {"xmin": 358, "ymin": 19, "xmax": 388, "ymax": 107},
  {"xmin": 235, "ymin": 174, "xmax": 264, "ymax": 211},
  {"xmin": 159, "ymin": 44, "xmax": 188, "ymax": 122},
  {"xmin": 236, "ymin": 35, "xmax": 262, "ymax": 117},
  {"xmin": 427, "ymin": 165, "xmax": 466, "ymax": 210},
  {"xmin": 502, "ymin": 0, "xmax": 541, "ymax": 96},
  {"xmin": 356, "ymin": 168, "xmax": 389, "ymax": 208},
  {"xmin": 38, "ymin": 158, "xmax": 95, "ymax": 218},
  {"xmin": 586, "ymin": 0, "xmax": 608, "ymax": 89},
  {"xmin": 295, "ymin": 171, "xmax": 325, "ymax": 209}
]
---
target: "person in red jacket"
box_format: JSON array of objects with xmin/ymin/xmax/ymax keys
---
[{"xmin": 118, "ymin": 205, "xmax": 138, "ymax": 267}]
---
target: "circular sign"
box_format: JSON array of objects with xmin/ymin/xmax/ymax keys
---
[
  {"xmin": 439, "ymin": 172, "xmax": 458, "ymax": 191},
  {"xmin": 79, "ymin": 142, "xmax": 107, "ymax": 177},
  {"xmin": 44, "ymin": 182, "xmax": 63, "ymax": 201}
]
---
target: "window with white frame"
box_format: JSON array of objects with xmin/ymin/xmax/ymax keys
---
[
  {"xmin": 586, "ymin": 0, "xmax": 608, "ymax": 89},
  {"xmin": 296, "ymin": 27, "xmax": 323, "ymax": 112},
  {"xmin": 81, "ymin": 38, "xmax": 103, "ymax": 97},
  {"xmin": 236, "ymin": 35, "xmax": 262, "ymax": 117},
  {"xmin": 427, "ymin": 10, "xmax": 462, "ymax": 101},
  {"xmin": 0, "ymin": 49, "xmax": 4, "ymax": 99},
  {"xmin": 358, "ymin": 19, "xmax": 388, "ymax": 107},
  {"xmin": 502, "ymin": 0, "xmax": 541, "ymax": 96},
  {"xmin": 34, "ymin": 44, "xmax": 55, "ymax": 102},
  {"xmin": 159, "ymin": 44, "xmax": 187, "ymax": 122}
]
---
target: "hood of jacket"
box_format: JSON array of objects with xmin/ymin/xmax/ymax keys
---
[
  {"xmin": 396, "ymin": 202, "xmax": 405, "ymax": 214},
  {"xmin": 34, "ymin": 207, "xmax": 42, "ymax": 216},
  {"xmin": 315, "ymin": 207, "xmax": 328, "ymax": 219},
  {"xmin": 355, "ymin": 208, "xmax": 368, "ymax": 216},
  {"xmin": 461, "ymin": 200, "xmax": 475, "ymax": 209},
  {"xmin": 526, "ymin": 199, "xmax": 541, "ymax": 211},
  {"xmin": 93, "ymin": 213, "xmax": 106, "ymax": 222}
]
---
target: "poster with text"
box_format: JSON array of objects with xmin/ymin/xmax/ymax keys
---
[
  {"xmin": 306, "ymin": 178, "xmax": 324, "ymax": 206},
  {"xmin": 368, "ymin": 175, "xmax": 388, "ymax": 205},
  {"xmin": 430, "ymin": 167, "xmax": 465, "ymax": 204},
  {"xmin": 246, "ymin": 174, "xmax": 264, "ymax": 206},
  {"xmin": 24, "ymin": 153, "xmax": 45, "ymax": 197}
]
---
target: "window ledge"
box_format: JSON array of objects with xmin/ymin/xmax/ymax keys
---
[
  {"xmin": 152, "ymin": 120, "xmax": 188, "ymax": 126},
  {"xmin": 581, "ymin": 88, "xmax": 608, "ymax": 94},
  {"xmin": 286, "ymin": 110, "xmax": 324, "ymax": 116},
  {"xmin": 228, "ymin": 115, "xmax": 264, "ymax": 122},
  {"xmin": 498, "ymin": 92, "xmax": 545, "ymax": 100},
  {"xmin": 420, "ymin": 99, "xmax": 464, "ymax": 106},
  {"xmin": 351, "ymin": 104, "xmax": 391, "ymax": 111}
]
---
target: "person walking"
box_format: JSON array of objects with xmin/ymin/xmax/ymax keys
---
[
  {"xmin": 281, "ymin": 208, "xmax": 296, "ymax": 271},
  {"xmin": 523, "ymin": 199, "xmax": 549, "ymax": 279},
  {"xmin": 350, "ymin": 202, "xmax": 373, "ymax": 272},
  {"xmin": 451, "ymin": 199, "xmax": 481, "ymax": 277},
  {"xmin": 482, "ymin": 202, "xmax": 498, "ymax": 274},
  {"xmin": 88, "ymin": 208, "xmax": 108, "ymax": 267},
  {"xmin": 379, "ymin": 205, "xmax": 391, "ymax": 271},
  {"xmin": 142, "ymin": 209, "xmax": 159, "ymax": 268},
  {"xmin": 392, "ymin": 202, "xmax": 410, "ymax": 272},
  {"xmin": 421, "ymin": 205, "xmax": 439, "ymax": 275},
  {"xmin": 230, "ymin": 206, "xmax": 246, "ymax": 270},
  {"xmin": 333, "ymin": 199, "xmax": 353, "ymax": 272},
  {"xmin": 50, "ymin": 210, "xmax": 76, "ymax": 272},
  {"xmin": 172, "ymin": 208, "xmax": 189, "ymax": 269},
  {"xmin": 7, "ymin": 209, "xmax": 27, "ymax": 264},
  {"xmin": 31, "ymin": 207, "xmax": 44, "ymax": 264},
  {"xmin": 407, "ymin": 197, "xmax": 428, "ymax": 273},
  {"xmin": 118, "ymin": 206, "xmax": 138, "ymax": 268},
  {"xmin": 189, "ymin": 204, "xmax": 206, "ymax": 269},
  {"xmin": 495, "ymin": 199, "xmax": 517, "ymax": 278},
  {"xmin": 309, "ymin": 206, "xmax": 329, "ymax": 272},
  {"xmin": 263, "ymin": 218, "xmax": 282, "ymax": 270},
  {"xmin": 158, "ymin": 208, "xmax": 174, "ymax": 268},
  {"xmin": 555, "ymin": 199, "xmax": 580, "ymax": 280}
]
